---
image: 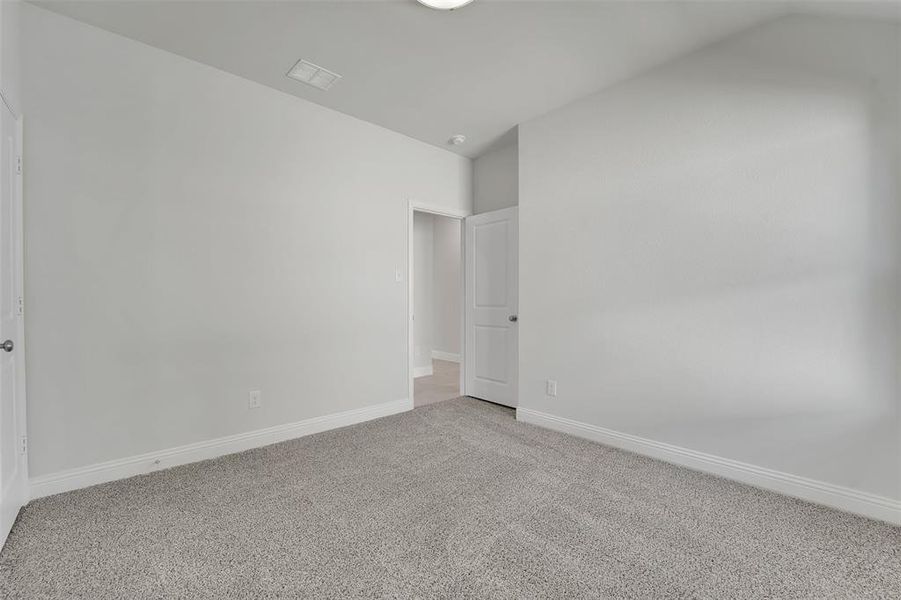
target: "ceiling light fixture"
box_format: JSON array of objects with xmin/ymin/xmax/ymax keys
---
[
  {"xmin": 448, "ymin": 134, "xmax": 466, "ymax": 146},
  {"xmin": 416, "ymin": 0, "xmax": 475, "ymax": 10}
]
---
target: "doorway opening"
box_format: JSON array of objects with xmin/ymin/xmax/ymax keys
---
[{"xmin": 408, "ymin": 204, "xmax": 465, "ymax": 408}]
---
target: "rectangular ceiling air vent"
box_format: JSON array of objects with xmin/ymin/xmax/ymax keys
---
[{"xmin": 286, "ymin": 59, "xmax": 342, "ymax": 91}]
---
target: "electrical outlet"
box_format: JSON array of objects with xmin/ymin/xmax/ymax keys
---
[
  {"xmin": 248, "ymin": 390, "xmax": 262, "ymax": 409},
  {"xmin": 546, "ymin": 379, "xmax": 557, "ymax": 397}
]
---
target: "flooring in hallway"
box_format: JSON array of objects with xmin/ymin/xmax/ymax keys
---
[{"xmin": 414, "ymin": 359, "xmax": 460, "ymax": 407}]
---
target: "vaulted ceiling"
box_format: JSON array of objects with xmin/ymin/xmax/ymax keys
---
[{"xmin": 33, "ymin": 1, "xmax": 901, "ymax": 157}]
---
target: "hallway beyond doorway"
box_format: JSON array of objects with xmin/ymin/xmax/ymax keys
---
[{"xmin": 414, "ymin": 359, "xmax": 460, "ymax": 407}]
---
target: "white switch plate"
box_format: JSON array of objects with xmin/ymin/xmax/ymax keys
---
[
  {"xmin": 546, "ymin": 379, "xmax": 557, "ymax": 397},
  {"xmin": 248, "ymin": 390, "xmax": 262, "ymax": 409},
  {"xmin": 395, "ymin": 267, "xmax": 403, "ymax": 283}
]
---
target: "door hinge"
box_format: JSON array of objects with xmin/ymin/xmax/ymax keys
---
[
  {"xmin": 16, "ymin": 295, "xmax": 23, "ymax": 316},
  {"xmin": 19, "ymin": 435, "xmax": 27, "ymax": 455},
  {"xmin": 16, "ymin": 156, "xmax": 22, "ymax": 175}
]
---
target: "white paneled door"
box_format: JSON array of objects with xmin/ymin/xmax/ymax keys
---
[
  {"xmin": 465, "ymin": 207, "xmax": 518, "ymax": 407},
  {"xmin": 0, "ymin": 100, "xmax": 26, "ymax": 550}
]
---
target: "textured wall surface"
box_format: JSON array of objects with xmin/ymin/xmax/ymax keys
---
[
  {"xmin": 519, "ymin": 15, "xmax": 901, "ymax": 499},
  {"xmin": 22, "ymin": 5, "xmax": 471, "ymax": 476},
  {"xmin": 474, "ymin": 141, "xmax": 518, "ymax": 214}
]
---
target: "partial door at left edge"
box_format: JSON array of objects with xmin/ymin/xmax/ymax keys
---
[{"xmin": 0, "ymin": 102, "xmax": 26, "ymax": 550}]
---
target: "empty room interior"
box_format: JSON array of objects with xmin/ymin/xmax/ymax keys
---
[{"xmin": 0, "ymin": 0, "xmax": 900, "ymax": 597}]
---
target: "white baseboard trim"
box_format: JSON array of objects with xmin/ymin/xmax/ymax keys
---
[
  {"xmin": 30, "ymin": 398, "xmax": 413, "ymax": 501},
  {"xmin": 413, "ymin": 366, "xmax": 433, "ymax": 378},
  {"xmin": 516, "ymin": 407, "xmax": 901, "ymax": 526},
  {"xmin": 431, "ymin": 350, "xmax": 461, "ymax": 363}
]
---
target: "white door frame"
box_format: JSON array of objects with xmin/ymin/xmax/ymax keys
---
[
  {"xmin": 407, "ymin": 200, "xmax": 470, "ymax": 404},
  {"xmin": 13, "ymin": 117, "xmax": 26, "ymax": 497}
]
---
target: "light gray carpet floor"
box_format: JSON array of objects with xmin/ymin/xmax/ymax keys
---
[{"xmin": 1, "ymin": 397, "xmax": 899, "ymax": 599}]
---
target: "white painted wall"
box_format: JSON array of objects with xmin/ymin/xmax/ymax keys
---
[
  {"xmin": 21, "ymin": 5, "xmax": 471, "ymax": 478},
  {"xmin": 413, "ymin": 212, "xmax": 434, "ymax": 375},
  {"xmin": 519, "ymin": 15, "xmax": 901, "ymax": 500},
  {"xmin": 0, "ymin": 0, "xmax": 21, "ymax": 115},
  {"xmin": 432, "ymin": 216, "xmax": 461, "ymax": 359},
  {"xmin": 473, "ymin": 139, "xmax": 518, "ymax": 214}
]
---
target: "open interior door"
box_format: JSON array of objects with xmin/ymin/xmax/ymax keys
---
[
  {"xmin": 0, "ymin": 102, "xmax": 27, "ymax": 549},
  {"xmin": 464, "ymin": 206, "xmax": 518, "ymax": 407}
]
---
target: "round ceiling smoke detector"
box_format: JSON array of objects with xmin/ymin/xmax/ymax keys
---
[
  {"xmin": 417, "ymin": 0, "xmax": 475, "ymax": 10},
  {"xmin": 448, "ymin": 134, "xmax": 466, "ymax": 146}
]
